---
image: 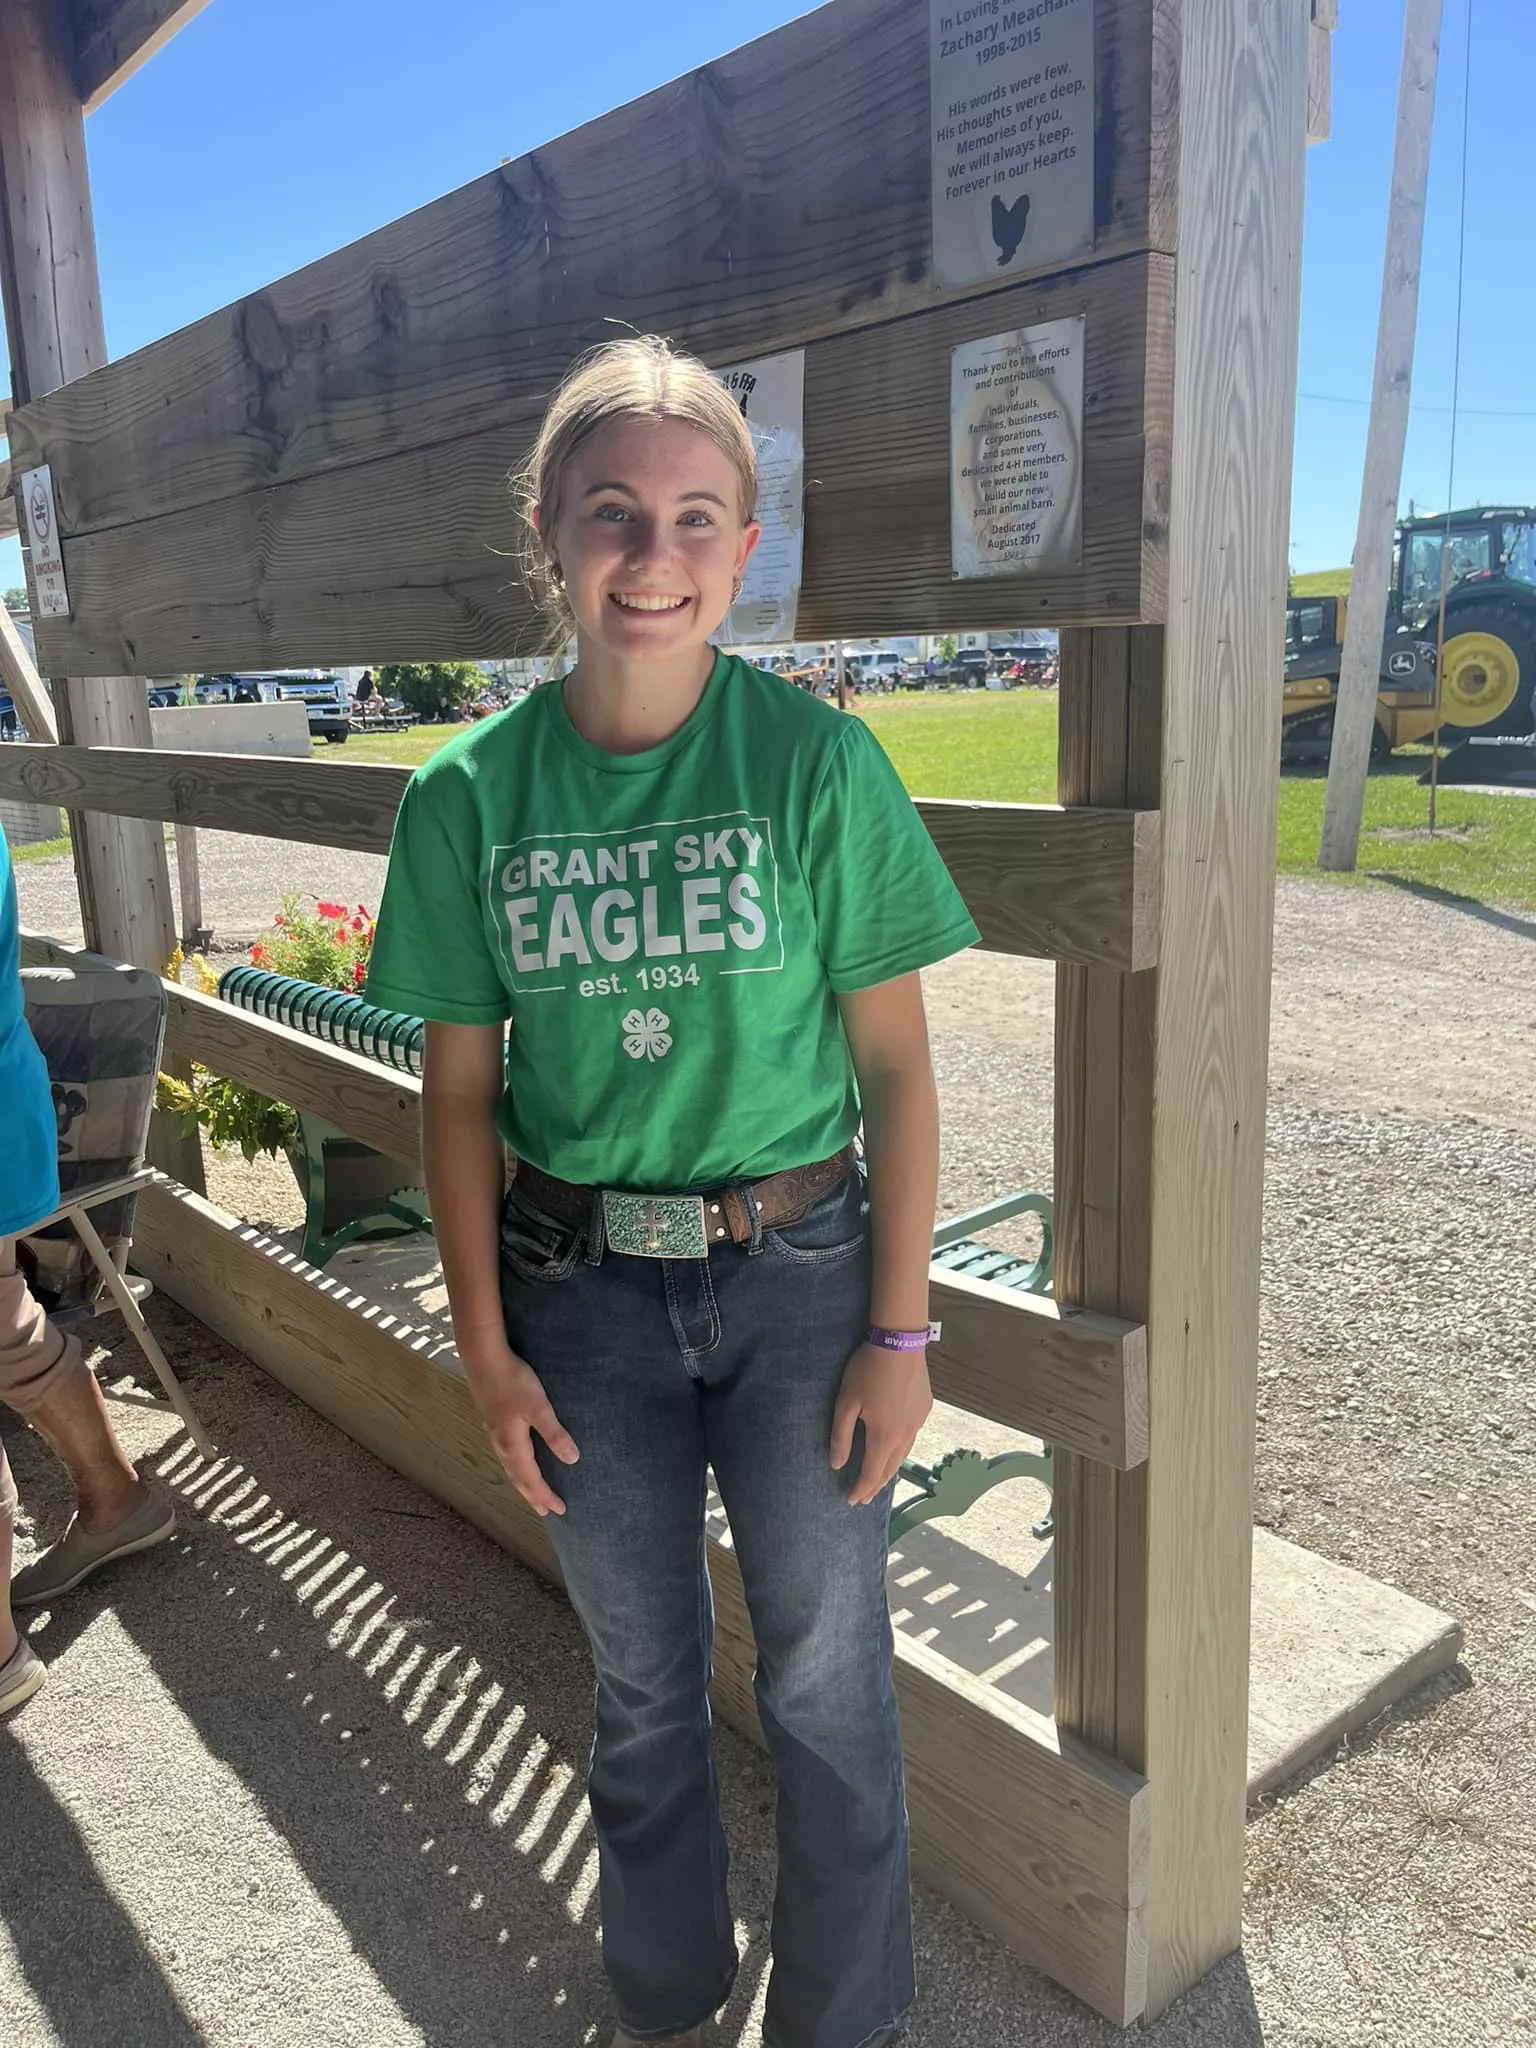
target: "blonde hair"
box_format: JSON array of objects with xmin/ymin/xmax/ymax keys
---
[{"xmin": 514, "ymin": 335, "xmax": 758, "ymax": 649}]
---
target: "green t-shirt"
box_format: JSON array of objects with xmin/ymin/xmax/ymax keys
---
[{"xmin": 366, "ymin": 651, "xmax": 979, "ymax": 1190}]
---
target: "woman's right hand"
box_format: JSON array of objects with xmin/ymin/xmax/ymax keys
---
[{"xmin": 459, "ymin": 1335, "xmax": 580, "ymax": 1517}]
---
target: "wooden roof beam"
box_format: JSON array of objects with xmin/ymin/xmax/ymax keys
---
[{"xmin": 71, "ymin": 0, "xmax": 212, "ymax": 113}]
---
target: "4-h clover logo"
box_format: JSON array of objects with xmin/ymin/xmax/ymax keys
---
[{"xmin": 622, "ymin": 1007, "xmax": 673, "ymax": 1062}]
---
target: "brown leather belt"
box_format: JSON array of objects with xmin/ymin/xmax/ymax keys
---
[{"xmin": 513, "ymin": 1143, "xmax": 858, "ymax": 1256}]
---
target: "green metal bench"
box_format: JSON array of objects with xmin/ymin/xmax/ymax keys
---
[
  {"xmin": 894, "ymin": 1189, "xmax": 1056, "ymax": 1542},
  {"xmin": 216, "ymin": 967, "xmax": 432, "ymax": 1270},
  {"xmin": 216, "ymin": 965, "xmax": 1055, "ymax": 1540}
]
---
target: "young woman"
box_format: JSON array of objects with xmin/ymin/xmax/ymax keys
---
[{"xmin": 366, "ymin": 337, "xmax": 979, "ymax": 2048}]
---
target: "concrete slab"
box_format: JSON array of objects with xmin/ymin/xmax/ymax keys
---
[
  {"xmin": 1246, "ymin": 1527, "xmax": 1463, "ymax": 1803},
  {"xmin": 296, "ymin": 1231, "xmax": 1468, "ymax": 1810}
]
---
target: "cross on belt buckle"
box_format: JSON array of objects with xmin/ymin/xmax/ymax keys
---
[{"xmin": 602, "ymin": 1190, "xmax": 711, "ymax": 1260}]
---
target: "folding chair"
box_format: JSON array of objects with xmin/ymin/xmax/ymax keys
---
[{"xmin": 19, "ymin": 953, "xmax": 214, "ymax": 1458}]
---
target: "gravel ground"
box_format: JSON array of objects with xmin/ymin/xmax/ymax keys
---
[{"xmin": 7, "ymin": 847, "xmax": 1536, "ymax": 2043}]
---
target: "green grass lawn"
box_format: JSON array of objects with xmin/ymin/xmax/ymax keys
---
[
  {"xmin": 324, "ymin": 686, "xmax": 1536, "ymax": 910},
  {"xmin": 9, "ymin": 832, "xmax": 72, "ymax": 864},
  {"xmin": 1290, "ymin": 567, "xmax": 1352, "ymax": 597},
  {"xmin": 858, "ymin": 689, "xmax": 1058, "ymax": 801},
  {"xmin": 334, "ymin": 721, "xmax": 474, "ymax": 767},
  {"xmin": 1272, "ymin": 758, "xmax": 1536, "ymax": 907}
]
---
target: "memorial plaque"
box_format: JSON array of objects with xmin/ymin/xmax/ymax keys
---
[
  {"xmin": 713, "ymin": 349, "xmax": 806, "ymax": 645},
  {"xmin": 930, "ymin": 0, "xmax": 1095, "ymax": 292},
  {"xmin": 951, "ymin": 315, "xmax": 1085, "ymax": 579}
]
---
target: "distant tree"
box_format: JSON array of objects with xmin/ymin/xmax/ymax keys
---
[
  {"xmin": 4, "ymin": 586, "xmax": 28, "ymax": 611},
  {"xmin": 937, "ymin": 634, "xmax": 960, "ymax": 663},
  {"xmin": 376, "ymin": 661, "xmax": 484, "ymax": 723}
]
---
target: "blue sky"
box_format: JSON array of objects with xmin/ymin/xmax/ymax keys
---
[{"xmin": 3, "ymin": 0, "xmax": 1530, "ymax": 595}]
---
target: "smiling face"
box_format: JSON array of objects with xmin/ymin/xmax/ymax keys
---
[{"xmin": 541, "ymin": 416, "xmax": 761, "ymax": 664}]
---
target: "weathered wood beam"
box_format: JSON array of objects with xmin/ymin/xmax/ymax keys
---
[
  {"xmin": 15, "ymin": 0, "xmax": 1175, "ymax": 543},
  {"xmin": 71, "ymin": 0, "xmax": 212, "ymax": 113},
  {"xmin": 132, "ymin": 1173, "xmax": 1151, "ymax": 2023},
  {"xmin": 0, "ymin": 601, "xmax": 60, "ymax": 742},
  {"xmin": 0, "ymin": 747, "xmax": 1162, "ymax": 970},
  {"xmin": 0, "ymin": 741, "xmax": 407, "ymax": 853},
  {"xmin": 18, "ymin": 253, "xmax": 1171, "ymax": 676}
]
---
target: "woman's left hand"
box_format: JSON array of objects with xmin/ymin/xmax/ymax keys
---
[{"xmin": 830, "ymin": 1343, "xmax": 934, "ymax": 1507}]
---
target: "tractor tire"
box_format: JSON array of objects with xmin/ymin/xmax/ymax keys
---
[{"xmin": 1436, "ymin": 603, "xmax": 1536, "ymax": 739}]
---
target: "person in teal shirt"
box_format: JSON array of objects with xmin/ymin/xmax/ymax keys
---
[
  {"xmin": 368, "ymin": 338, "xmax": 979, "ymax": 2048},
  {"xmin": 0, "ymin": 825, "xmax": 175, "ymax": 1715}
]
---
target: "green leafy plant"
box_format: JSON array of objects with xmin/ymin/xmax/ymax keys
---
[
  {"xmin": 158, "ymin": 895, "xmax": 376, "ymax": 1159},
  {"xmin": 156, "ymin": 1068, "xmax": 301, "ymax": 1163},
  {"xmin": 376, "ymin": 661, "xmax": 485, "ymax": 723}
]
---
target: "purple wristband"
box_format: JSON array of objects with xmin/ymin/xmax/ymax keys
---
[{"xmin": 865, "ymin": 1323, "xmax": 941, "ymax": 1353}]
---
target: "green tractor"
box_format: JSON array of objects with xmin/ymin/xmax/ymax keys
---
[{"xmin": 1284, "ymin": 506, "xmax": 1536, "ymax": 755}]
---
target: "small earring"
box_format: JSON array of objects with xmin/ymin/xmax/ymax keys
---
[
  {"xmin": 549, "ymin": 563, "xmax": 565, "ymax": 592},
  {"xmin": 731, "ymin": 575, "xmax": 744, "ymax": 602}
]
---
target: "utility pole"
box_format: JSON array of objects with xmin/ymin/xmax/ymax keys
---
[{"xmin": 1318, "ymin": 0, "xmax": 1442, "ymax": 871}]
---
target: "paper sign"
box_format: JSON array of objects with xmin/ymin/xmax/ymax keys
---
[
  {"xmin": 930, "ymin": 0, "xmax": 1095, "ymax": 291},
  {"xmin": 19, "ymin": 465, "xmax": 70, "ymax": 619},
  {"xmin": 713, "ymin": 350, "xmax": 805, "ymax": 646},
  {"xmin": 951, "ymin": 316, "xmax": 1085, "ymax": 578}
]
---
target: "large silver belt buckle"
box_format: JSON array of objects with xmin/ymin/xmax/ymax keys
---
[{"xmin": 602, "ymin": 1190, "xmax": 710, "ymax": 1260}]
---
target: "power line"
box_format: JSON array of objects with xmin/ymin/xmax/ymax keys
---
[{"xmin": 1298, "ymin": 390, "xmax": 1536, "ymax": 421}]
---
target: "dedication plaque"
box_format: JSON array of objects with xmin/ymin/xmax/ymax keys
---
[
  {"xmin": 713, "ymin": 349, "xmax": 806, "ymax": 645},
  {"xmin": 950, "ymin": 316, "xmax": 1085, "ymax": 579},
  {"xmin": 930, "ymin": 0, "xmax": 1095, "ymax": 292}
]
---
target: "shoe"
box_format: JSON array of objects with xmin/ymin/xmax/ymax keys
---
[
  {"xmin": 9, "ymin": 1490, "xmax": 175, "ymax": 1607},
  {"xmin": 611, "ymin": 2029, "xmax": 706, "ymax": 2047},
  {"xmin": 0, "ymin": 1632, "xmax": 47, "ymax": 1714}
]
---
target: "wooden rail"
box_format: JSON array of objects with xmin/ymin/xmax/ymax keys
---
[
  {"xmin": 22, "ymin": 928, "xmax": 1148, "ymax": 1465},
  {"xmin": 1, "ymin": 746, "xmax": 1161, "ymax": 970},
  {"xmin": 131, "ymin": 1173, "xmax": 1151, "ymax": 2024}
]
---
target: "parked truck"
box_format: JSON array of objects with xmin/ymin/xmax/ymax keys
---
[{"xmin": 195, "ymin": 670, "xmax": 352, "ymax": 743}]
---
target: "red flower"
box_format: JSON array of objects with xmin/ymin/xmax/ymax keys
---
[
  {"xmin": 317, "ymin": 900, "xmax": 348, "ymax": 920},
  {"xmin": 351, "ymin": 961, "xmax": 366, "ymax": 989},
  {"xmin": 350, "ymin": 914, "xmax": 366, "ymax": 932},
  {"xmin": 333, "ymin": 926, "xmax": 349, "ymax": 945},
  {"xmin": 356, "ymin": 904, "xmax": 368, "ymax": 917},
  {"xmin": 250, "ymin": 944, "xmax": 268, "ymax": 965}
]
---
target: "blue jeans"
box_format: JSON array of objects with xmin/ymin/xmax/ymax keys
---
[{"xmin": 499, "ymin": 1167, "xmax": 914, "ymax": 2048}]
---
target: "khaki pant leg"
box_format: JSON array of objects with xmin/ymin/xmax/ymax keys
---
[{"xmin": 0, "ymin": 1236, "xmax": 85, "ymax": 1419}]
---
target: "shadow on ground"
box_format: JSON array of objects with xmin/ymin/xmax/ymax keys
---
[
  {"xmin": 1, "ymin": 1306, "xmax": 1272, "ymax": 2047},
  {"xmin": 1364, "ymin": 871, "xmax": 1536, "ymax": 942}
]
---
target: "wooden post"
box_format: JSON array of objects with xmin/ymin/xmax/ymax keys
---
[
  {"xmin": 0, "ymin": 0, "xmax": 202, "ymax": 1189},
  {"xmin": 1319, "ymin": 0, "xmax": 1442, "ymax": 871},
  {"xmin": 0, "ymin": 601, "xmax": 59, "ymax": 742},
  {"xmin": 1054, "ymin": 0, "xmax": 1309, "ymax": 2014},
  {"xmin": 834, "ymin": 639, "xmax": 846, "ymax": 711},
  {"xmin": 174, "ymin": 823, "xmax": 205, "ymax": 950},
  {"xmin": 0, "ymin": 0, "xmax": 177, "ymax": 965}
]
